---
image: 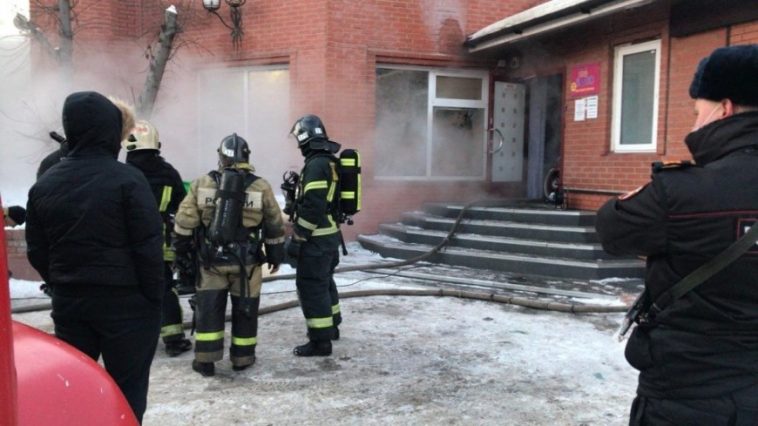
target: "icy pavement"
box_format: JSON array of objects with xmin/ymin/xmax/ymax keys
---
[{"xmin": 10, "ymin": 243, "xmax": 640, "ymax": 425}]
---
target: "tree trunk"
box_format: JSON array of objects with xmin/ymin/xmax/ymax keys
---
[
  {"xmin": 136, "ymin": 6, "xmax": 179, "ymax": 119},
  {"xmin": 57, "ymin": 0, "xmax": 74, "ymax": 83}
]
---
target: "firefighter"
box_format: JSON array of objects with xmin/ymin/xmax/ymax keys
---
[
  {"xmin": 286, "ymin": 114, "xmax": 343, "ymax": 357},
  {"xmin": 173, "ymin": 134, "xmax": 285, "ymax": 377},
  {"xmin": 596, "ymin": 45, "xmax": 758, "ymax": 425},
  {"xmin": 123, "ymin": 120, "xmax": 192, "ymax": 357}
]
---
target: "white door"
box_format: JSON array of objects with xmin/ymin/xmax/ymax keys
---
[{"xmin": 491, "ymin": 82, "xmax": 525, "ymax": 183}]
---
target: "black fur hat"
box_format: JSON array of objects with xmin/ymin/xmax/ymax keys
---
[{"xmin": 689, "ymin": 44, "xmax": 758, "ymax": 106}]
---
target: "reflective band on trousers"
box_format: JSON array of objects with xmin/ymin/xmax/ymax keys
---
[
  {"xmin": 159, "ymin": 185, "xmax": 172, "ymax": 213},
  {"xmin": 232, "ymin": 336, "xmax": 257, "ymax": 346},
  {"xmin": 160, "ymin": 324, "xmax": 184, "ymax": 337},
  {"xmin": 195, "ymin": 331, "xmax": 224, "ymax": 341},
  {"xmin": 303, "ymin": 180, "xmax": 328, "ymax": 193},
  {"xmin": 306, "ymin": 316, "xmax": 334, "ymax": 329},
  {"xmin": 332, "ymin": 304, "xmax": 340, "ymax": 315}
]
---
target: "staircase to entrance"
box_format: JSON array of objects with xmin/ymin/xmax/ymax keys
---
[{"xmin": 357, "ymin": 202, "xmax": 645, "ymax": 281}]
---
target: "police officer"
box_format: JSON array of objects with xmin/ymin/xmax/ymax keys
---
[
  {"xmin": 173, "ymin": 134, "xmax": 285, "ymax": 376},
  {"xmin": 286, "ymin": 115, "xmax": 343, "ymax": 357},
  {"xmin": 596, "ymin": 45, "xmax": 758, "ymax": 425},
  {"xmin": 123, "ymin": 120, "xmax": 192, "ymax": 357}
]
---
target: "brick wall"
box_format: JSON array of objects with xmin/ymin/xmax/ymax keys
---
[
  {"xmin": 24, "ymin": 0, "xmax": 758, "ymax": 231},
  {"xmin": 497, "ymin": 2, "xmax": 752, "ymax": 212},
  {"xmin": 5, "ymin": 229, "xmax": 40, "ymax": 281}
]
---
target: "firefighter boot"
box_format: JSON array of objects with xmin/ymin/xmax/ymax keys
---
[
  {"xmin": 293, "ymin": 340, "xmax": 332, "ymax": 357},
  {"xmin": 165, "ymin": 338, "xmax": 192, "ymax": 357},
  {"xmin": 232, "ymin": 354, "xmax": 256, "ymax": 372},
  {"xmin": 192, "ymin": 360, "xmax": 215, "ymax": 377}
]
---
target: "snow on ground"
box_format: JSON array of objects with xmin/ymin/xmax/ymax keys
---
[{"xmin": 10, "ymin": 243, "xmax": 639, "ymax": 425}]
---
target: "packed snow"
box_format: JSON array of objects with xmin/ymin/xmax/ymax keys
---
[{"xmin": 10, "ymin": 243, "xmax": 639, "ymax": 425}]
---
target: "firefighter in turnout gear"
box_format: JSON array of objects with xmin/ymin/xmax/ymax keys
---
[
  {"xmin": 286, "ymin": 115, "xmax": 342, "ymax": 357},
  {"xmin": 123, "ymin": 120, "xmax": 192, "ymax": 357},
  {"xmin": 174, "ymin": 134, "xmax": 285, "ymax": 376}
]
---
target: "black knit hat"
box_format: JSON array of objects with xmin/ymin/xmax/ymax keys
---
[{"xmin": 689, "ymin": 44, "xmax": 758, "ymax": 106}]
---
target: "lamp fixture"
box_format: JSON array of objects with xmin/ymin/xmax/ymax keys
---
[{"xmin": 202, "ymin": 0, "xmax": 247, "ymax": 48}]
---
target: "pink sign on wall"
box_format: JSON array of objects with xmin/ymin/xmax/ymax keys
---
[{"xmin": 569, "ymin": 63, "xmax": 601, "ymax": 98}]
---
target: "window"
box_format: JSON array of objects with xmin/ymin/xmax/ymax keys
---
[
  {"xmin": 375, "ymin": 67, "xmax": 489, "ymax": 179},
  {"xmin": 197, "ymin": 66, "xmax": 291, "ymax": 179},
  {"xmin": 611, "ymin": 40, "xmax": 661, "ymax": 152}
]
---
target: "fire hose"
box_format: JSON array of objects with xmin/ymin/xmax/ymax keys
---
[{"xmin": 10, "ymin": 199, "xmax": 631, "ymax": 316}]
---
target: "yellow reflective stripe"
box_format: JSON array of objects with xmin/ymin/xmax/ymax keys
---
[
  {"xmin": 297, "ymin": 217, "xmax": 318, "ymax": 231},
  {"xmin": 306, "ymin": 316, "xmax": 334, "ymax": 329},
  {"xmin": 303, "ymin": 181, "xmax": 328, "ymax": 193},
  {"xmin": 326, "ymin": 181, "xmax": 336, "ymax": 202},
  {"xmin": 160, "ymin": 324, "xmax": 184, "ymax": 337},
  {"xmin": 340, "ymin": 191, "xmax": 355, "ymax": 200},
  {"xmin": 312, "ymin": 216, "xmax": 338, "ymax": 236},
  {"xmin": 159, "ymin": 186, "xmax": 172, "ymax": 212},
  {"xmin": 331, "ymin": 304, "xmax": 340, "ymax": 315},
  {"xmin": 340, "ymin": 158, "xmax": 356, "ymax": 167},
  {"xmin": 357, "ymin": 174, "xmax": 361, "ymax": 211},
  {"xmin": 195, "ymin": 331, "xmax": 224, "ymax": 341},
  {"xmin": 232, "ymin": 336, "xmax": 257, "ymax": 346},
  {"xmin": 163, "ymin": 246, "xmax": 176, "ymax": 261}
]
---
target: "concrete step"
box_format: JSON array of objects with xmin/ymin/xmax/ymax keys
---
[
  {"xmin": 401, "ymin": 211, "xmax": 599, "ymax": 244},
  {"xmin": 379, "ymin": 223, "xmax": 611, "ymax": 260},
  {"xmin": 357, "ymin": 234, "xmax": 644, "ymax": 280},
  {"xmin": 424, "ymin": 203, "xmax": 597, "ymax": 226}
]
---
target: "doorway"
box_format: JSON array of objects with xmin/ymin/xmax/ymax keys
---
[{"xmin": 526, "ymin": 75, "xmax": 563, "ymax": 200}]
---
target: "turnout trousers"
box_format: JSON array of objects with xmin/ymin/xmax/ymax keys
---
[
  {"xmin": 194, "ymin": 263, "xmax": 262, "ymax": 368},
  {"xmin": 51, "ymin": 289, "xmax": 161, "ymax": 424},
  {"xmin": 296, "ymin": 237, "xmax": 341, "ymax": 342},
  {"xmin": 160, "ymin": 263, "xmax": 187, "ymax": 344}
]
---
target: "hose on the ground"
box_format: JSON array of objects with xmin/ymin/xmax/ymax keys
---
[
  {"xmin": 184, "ymin": 287, "xmax": 627, "ymax": 330},
  {"xmin": 10, "ymin": 199, "xmax": 631, "ymax": 316}
]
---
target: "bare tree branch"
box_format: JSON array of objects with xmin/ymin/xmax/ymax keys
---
[{"xmin": 136, "ymin": 6, "xmax": 179, "ymax": 118}]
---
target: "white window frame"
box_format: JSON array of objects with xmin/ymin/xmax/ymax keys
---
[
  {"xmin": 611, "ymin": 39, "xmax": 661, "ymax": 153},
  {"xmin": 375, "ymin": 65, "xmax": 489, "ymax": 181}
]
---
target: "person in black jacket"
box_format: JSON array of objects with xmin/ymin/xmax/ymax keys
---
[
  {"xmin": 124, "ymin": 119, "xmax": 192, "ymax": 357},
  {"xmin": 285, "ymin": 115, "xmax": 343, "ymax": 357},
  {"xmin": 595, "ymin": 45, "xmax": 758, "ymax": 425},
  {"xmin": 25, "ymin": 91, "xmax": 163, "ymax": 424}
]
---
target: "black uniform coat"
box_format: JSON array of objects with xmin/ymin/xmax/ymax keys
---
[
  {"xmin": 26, "ymin": 92, "xmax": 165, "ymax": 304},
  {"xmin": 596, "ymin": 111, "xmax": 758, "ymax": 399}
]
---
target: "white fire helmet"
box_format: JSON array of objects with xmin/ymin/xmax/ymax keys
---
[{"xmin": 122, "ymin": 119, "xmax": 161, "ymax": 152}]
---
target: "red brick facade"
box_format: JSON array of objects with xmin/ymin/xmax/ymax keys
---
[{"xmin": 14, "ymin": 0, "xmax": 757, "ymax": 280}]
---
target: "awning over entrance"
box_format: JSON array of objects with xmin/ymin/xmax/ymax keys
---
[{"xmin": 465, "ymin": 0, "xmax": 654, "ymax": 53}]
